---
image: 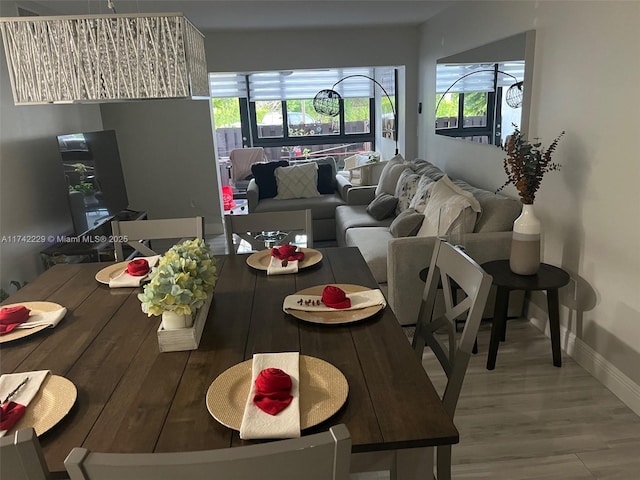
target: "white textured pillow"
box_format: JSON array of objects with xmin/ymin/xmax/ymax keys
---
[
  {"xmin": 274, "ymin": 163, "xmax": 320, "ymax": 199},
  {"xmin": 416, "ymin": 175, "xmax": 481, "ymax": 237},
  {"xmin": 375, "ymin": 153, "xmax": 405, "ymax": 196},
  {"xmin": 394, "ymin": 168, "xmax": 421, "ymax": 215},
  {"xmin": 409, "ymin": 175, "xmax": 436, "ymax": 213}
]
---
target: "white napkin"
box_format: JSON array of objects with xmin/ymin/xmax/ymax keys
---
[
  {"xmin": 283, "ymin": 288, "xmax": 387, "ymax": 312},
  {"xmin": 108, "ymin": 255, "xmax": 161, "ymax": 288},
  {"xmin": 0, "ymin": 370, "xmax": 50, "ymax": 437},
  {"xmin": 267, "ymin": 256, "xmax": 299, "ymax": 275},
  {"xmin": 17, "ymin": 307, "xmax": 67, "ymax": 330},
  {"xmin": 239, "ymin": 352, "xmax": 300, "ymax": 440}
]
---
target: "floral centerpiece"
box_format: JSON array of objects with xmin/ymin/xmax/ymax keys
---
[
  {"xmin": 496, "ymin": 127, "xmax": 565, "ymax": 204},
  {"xmin": 138, "ymin": 239, "xmax": 217, "ymax": 325}
]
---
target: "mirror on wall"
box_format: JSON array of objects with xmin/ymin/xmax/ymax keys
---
[{"xmin": 435, "ymin": 30, "xmax": 535, "ymax": 147}]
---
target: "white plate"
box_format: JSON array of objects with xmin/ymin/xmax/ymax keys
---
[
  {"xmin": 0, "ymin": 302, "xmax": 65, "ymax": 344},
  {"xmin": 206, "ymin": 355, "xmax": 348, "ymax": 431},
  {"xmin": 95, "ymin": 262, "xmax": 129, "ymax": 284}
]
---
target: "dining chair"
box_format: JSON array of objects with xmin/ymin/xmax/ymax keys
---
[
  {"xmin": 224, "ymin": 209, "xmax": 313, "ymax": 254},
  {"xmin": 64, "ymin": 424, "xmax": 350, "ymax": 480},
  {"xmin": 412, "ymin": 239, "xmax": 492, "ymax": 480},
  {"xmin": 111, "ymin": 216, "xmax": 205, "ymax": 261},
  {"xmin": 0, "ymin": 428, "xmax": 51, "ymax": 480}
]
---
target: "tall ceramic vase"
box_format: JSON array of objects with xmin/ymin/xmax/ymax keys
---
[{"xmin": 510, "ymin": 203, "xmax": 541, "ymax": 275}]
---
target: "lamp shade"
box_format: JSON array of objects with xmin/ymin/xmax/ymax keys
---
[{"xmin": 0, "ymin": 13, "xmax": 208, "ymax": 105}]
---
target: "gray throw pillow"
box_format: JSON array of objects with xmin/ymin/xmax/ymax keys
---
[
  {"xmin": 367, "ymin": 193, "xmax": 398, "ymax": 221},
  {"xmin": 390, "ymin": 208, "xmax": 425, "ymax": 238}
]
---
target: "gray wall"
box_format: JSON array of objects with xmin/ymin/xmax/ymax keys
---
[{"xmin": 419, "ymin": 1, "xmax": 640, "ymax": 409}]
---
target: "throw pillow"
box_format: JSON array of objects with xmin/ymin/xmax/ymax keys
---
[
  {"xmin": 394, "ymin": 168, "xmax": 421, "ymax": 215},
  {"xmin": 409, "ymin": 175, "xmax": 436, "ymax": 214},
  {"xmin": 274, "ymin": 163, "xmax": 320, "ymax": 200},
  {"xmin": 390, "ymin": 208, "xmax": 425, "ymax": 238},
  {"xmin": 366, "ymin": 193, "xmax": 399, "ymax": 221},
  {"xmin": 416, "ymin": 175, "xmax": 482, "ymax": 238},
  {"xmin": 375, "ymin": 153, "xmax": 406, "ymax": 196},
  {"xmin": 316, "ymin": 163, "xmax": 335, "ymax": 194},
  {"xmin": 251, "ymin": 160, "xmax": 289, "ymax": 199}
]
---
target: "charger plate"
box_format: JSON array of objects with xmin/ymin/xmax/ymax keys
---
[
  {"xmin": 206, "ymin": 355, "xmax": 348, "ymax": 431},
  {"xmin": 0, "ymin": 302, "xmax": 65, "ymax": 344},
  {"xmin": 11, "ymin": 374, "xmax": 77, "ymax": 436},
  {"xmin": 285, "ymin": 284, "xmax": 385, "ymax": 325},
  {"xmin": 246, "ymin": 248, "xmax": 323, "ymax": 271},
  {"xmin": 95, "ymin": 262, "xmax": 129, "ymax": 284}
]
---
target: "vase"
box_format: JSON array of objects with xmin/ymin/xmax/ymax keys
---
[
  {"xmin": 161, "ymin": 310, "xmax": 193, "ymax": 330},
  {"xmin": 509, "ymin": 203, "xmax": 541, "ymax": 275}
]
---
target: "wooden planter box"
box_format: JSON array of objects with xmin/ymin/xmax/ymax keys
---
[{"xmin": 157, "ymin": 294, "xmax": 213, "ymax": 352}]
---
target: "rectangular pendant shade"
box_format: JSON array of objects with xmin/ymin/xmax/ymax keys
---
[{"xmin": 0, "ymin": 13, "xmax": 208, "ymax": 105}]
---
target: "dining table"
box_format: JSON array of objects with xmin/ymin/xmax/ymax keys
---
[{"xmin": 0, "ymin": 246, "xmax": 458, "ymax": 479}]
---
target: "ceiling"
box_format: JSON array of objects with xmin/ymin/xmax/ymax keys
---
[{"xmin": 18, "ymin": 0, "xmax": 455, "ymax": 31}]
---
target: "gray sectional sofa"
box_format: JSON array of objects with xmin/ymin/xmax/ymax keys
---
[
  {"xmin": 246, "ymin": 157, "xmax": 351, "ymax": 242},
  {"xmin": 336, "ymin": 157, "xmax": 523, "ymax": 325}
]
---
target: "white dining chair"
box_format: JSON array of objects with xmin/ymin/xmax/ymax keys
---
[
  {"xmin": 111, "ymin": 216, "xmax": 205, "ymax": 261},
  {"xmin": 0, "ymin": 428, "xmax": 51, "ymax": 480},
  {"xmin": 412, "ymin": 239, "xmax": 492, "ymax": 480},
  {"xmin": 224, "ymin": 209, "xmax": 313, "ymax": 254},
  {"xmin": 64, "ymin": 424, "xmax": 350, "ymax": 480}
]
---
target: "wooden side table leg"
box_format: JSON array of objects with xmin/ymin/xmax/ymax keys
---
[
  {"xmin": 487, "ymin": 287, "xmax": 510, "ymax": 370},
  {"xmin": 547, "ymin": 288, "xmax": 562, "ymax": 367}
]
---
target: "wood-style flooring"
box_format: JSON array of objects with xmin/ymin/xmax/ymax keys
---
[{"xmin": 411, "ymin": 319, "xmax": 640, "ymax": 479}]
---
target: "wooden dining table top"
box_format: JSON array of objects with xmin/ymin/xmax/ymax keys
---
[{"xmin": 0, "ymin": 247, "xmax": 458, "ymax": 474}]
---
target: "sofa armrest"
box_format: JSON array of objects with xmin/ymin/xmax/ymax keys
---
[
  {"xmin": 347, "ymin": 186, "xmax": 376, "ymax": 205},
  {"xmin": 335, "ymin": 175, "xmax": 352, "ymax": 202},
  {"xmin": 247, "ymin": 179, "xmax": 259, "ymax": 212},
  {"xmin": 387, "ymin": 231, "xmax": 513, "ymax": 325}
]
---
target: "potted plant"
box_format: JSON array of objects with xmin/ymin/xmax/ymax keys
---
[
  {"xmin": 497, "ymin": 127, "xmax": 564, "ymax": 275},
  {"xmin": 138, "ymin": 238, "xmax": 217, "ymax": 329}
]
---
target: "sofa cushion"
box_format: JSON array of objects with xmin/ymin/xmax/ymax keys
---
[
  {"xmin": 390, "ymin": 208, "xmax": 424, "ymax": 238},
  {"xmin": 366, "ymin": 193, "xmax": 398, "ymax": 220},
  {"xmin": 416, "ymin": 175, "xmax": 481, "ymax": 237},
  {"xmin": 345, "ymin": 227, "xmax": 393, "ymax": 284},
  {"xmin": 375, "ymin": 154, "xmax": 406, "ymax": 196},
  {"xmin": 252, "ymin": 160, "xmax": 289, "ymax": 199},
  {"xmin": 394, "ymin": 168, "xmax": 421, "ymax": 215},
  {"xmin": 255, "ymin": 193, "xmax": 346, "ymax": 221},
  {"xmin": 410, "ymin": 158, "xmax": 446, "ymax": 181},
  {"xmin": 275, "ymin": 163, "xmax": 320, "ymax": 200},
  {"xmin": 408, "ymin": 175, "xmax": 436, "ymax": 213},
  {"xmin": 317, "ymin": 163, "xmax": 335, "ymax": 194}
]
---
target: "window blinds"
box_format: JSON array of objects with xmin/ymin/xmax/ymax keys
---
[
  {"xmin": 436, "ymin": 61, "xmax": 524, "ymax": 94},
  {"xmin": 210, "ymin": 67, "xmax": 377, "ymax": 100}
]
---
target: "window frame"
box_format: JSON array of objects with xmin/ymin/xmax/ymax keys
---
[{"xmin": 435, "ymin": 89, "xmax": 501, "ymax": 144}]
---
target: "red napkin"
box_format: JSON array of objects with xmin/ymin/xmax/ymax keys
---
[
  {"xmin": 271, "ymin": 244, "xmax": 305, "ymax": 262},
  {"xmin": 126, "ymin": 258, "xmax": 150, "ymax": 276},
  {"xmin": 321, "ymin": 286, "xmax": 351, "ymax": 309},
  {"xmin": 253, "ymin": 368, "xmax": 293, "ymax": 416},
  {"xmin": 0, "ymin": 306, "xmax": 31, "ymax": 335},
  {"xmin": 0, "ymin": 401, "xmax": 26, "ymax": 432}
]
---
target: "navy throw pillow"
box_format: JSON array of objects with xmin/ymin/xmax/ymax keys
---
[
  {"xmin": 251, "ymin": 160, "xmax": 289, "ymax": 199},
  {"xmin": 317, "ymin": 163, "xmax": 335, "ymax": 194}
]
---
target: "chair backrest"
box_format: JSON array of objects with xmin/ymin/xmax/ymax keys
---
[
  {"xmin": 413, "ymin": 239, "xmax": 492, "ymax": 418},
  {"xmin": 229, "ymin": 147, "xmax": 267, "ymax": 183},
  {"xmin": 64, "ymin": 424, "xmax": 351, "ymax": 480},
  {"xmin": 225, "ymin": 209, "xmax": 313, "ymax": 254},
  {"xmin": 111, "ymin": 216, "xmax": 205, "ymax": 261},
  {"xmin": 0, "ymin": 428, "xmax": 51, "ymax": 480}
]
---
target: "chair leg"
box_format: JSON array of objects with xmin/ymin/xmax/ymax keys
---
[{"xmin": 436, "ymin": 445, "xmax": 452, "ymax": 480}]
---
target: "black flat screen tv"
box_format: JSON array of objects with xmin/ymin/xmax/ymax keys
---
[{"xmin": 57, "ymin": 130, "xmax": 130, "ymax": 235}]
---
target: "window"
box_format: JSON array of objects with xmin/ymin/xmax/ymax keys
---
[{"xmin": 435, "ymin": 62, "xmax": 524, "ymax": 145}]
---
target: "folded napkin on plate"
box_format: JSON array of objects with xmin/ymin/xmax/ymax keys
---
[
  {"xmin": 0, "ymin": 306, "xmax": 67, "ymax": 335},
  {"xmin": 108, "ymin": 255, "xmax": 161, "ymax": 288},
  {"xmin": 239, "ymin": 352, "xmax": 300, "ymax": 440},
  {"xmin": 267, "ymin": 245, "xmax": 305, "ymax": 276},
  {"xmin": 283, "ymin": 288, "xmax": 387, "ymax": 312},
  {"xmin": 0, "ymin": 370, "xmax": 50, "ymax": 436}
]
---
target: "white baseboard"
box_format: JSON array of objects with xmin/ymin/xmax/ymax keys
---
[{"xmin": 529, "ymin": 313, "xmax": 640, "ymax": 418}]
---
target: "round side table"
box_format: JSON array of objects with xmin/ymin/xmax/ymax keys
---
[{"xmin": 481, "ymin": 260, "xmax": 570, "ymax": 370}]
